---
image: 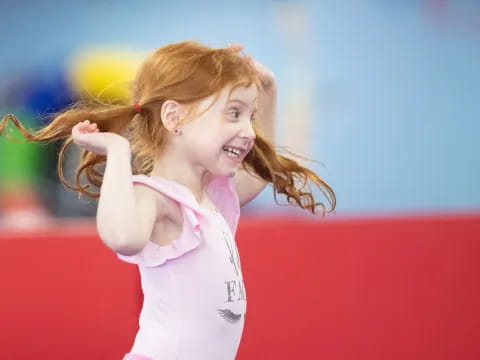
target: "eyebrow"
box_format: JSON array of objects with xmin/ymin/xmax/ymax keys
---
[{"xmin": 228, "ymin": 98, "xmax": 257, "ymax": 113}]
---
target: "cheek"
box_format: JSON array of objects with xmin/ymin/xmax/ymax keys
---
[
  {"xmin": 183, "ymin": 132, "xmax": 222, "ymax": 160},
  {"xmin": 182, "ymin": 117, "xmax": 232, "ymax": 160}
]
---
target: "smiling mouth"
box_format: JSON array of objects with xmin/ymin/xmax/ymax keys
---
[{"xmin": 222, "ymin": 146, "xmax": 244, "ymax": 160}]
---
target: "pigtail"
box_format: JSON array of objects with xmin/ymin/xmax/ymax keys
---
[
  {"xmin": 243, "ymin": 133, "xmax": 336, "ymax": 216},
  {"xmin": 1, "ymin": 103, "xmax": 140, "ymax": 198},
  {"xmin": 2, "ymin": 41, "xmax": 336, "ymax": 211}
]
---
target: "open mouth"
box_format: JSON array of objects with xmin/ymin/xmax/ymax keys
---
[{"xmin": 222, "ymin": 146, "xmax": 244, "ymax": 160}]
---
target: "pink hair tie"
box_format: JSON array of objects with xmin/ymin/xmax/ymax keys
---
[{"xmin": 133, "ymin": 103, "xmax": 142, "ymax": 113}]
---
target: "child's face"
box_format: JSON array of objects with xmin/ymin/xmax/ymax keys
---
[{"xmin": 180, "ymin": 84, "xmax": 258, "ymax": 178}]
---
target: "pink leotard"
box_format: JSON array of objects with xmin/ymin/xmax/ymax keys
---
[{"xmin": 117, "ymin": 174, "xmax": 246, "ymax": 360}]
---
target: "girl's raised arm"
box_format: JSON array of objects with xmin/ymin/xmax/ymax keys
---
[{"xmin": 72, "ymin": 120, "xmax": 157, "ymax": 255}]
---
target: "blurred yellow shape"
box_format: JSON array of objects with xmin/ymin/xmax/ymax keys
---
[{"xmin": 68, "ymin": 47, "xmax": 143, "ymax": 103}]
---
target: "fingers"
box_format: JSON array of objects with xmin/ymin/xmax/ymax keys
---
[
  {"xmin": 227, "ymin": 43, "xmax": 256, "ymax": 69},
  {"xmin": 89, "ymin": 122, "xmax": 99, "ymax": 132},
  {"xmin": 228, "ymin": 43, "xmax": 254, "ymax": 62},
  {"xmin": 228, "ymin": 43, "xmax": 243, "ymax": 52},
  {"xmin": 72, "ymin": 120, "xmax": 99, "ymax": 135}
]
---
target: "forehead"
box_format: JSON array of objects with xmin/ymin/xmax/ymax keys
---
[
  {"xmin": 194, "ymin": 84, "xmax": 258, "ymax": 114},
  {"xmin": 226, "ymin": 84, "xmax": 258, "ymax": 104}
]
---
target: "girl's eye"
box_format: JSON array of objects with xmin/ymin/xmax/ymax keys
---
[{"xmin": 228, "ymin": 108, "xmax": 241, "ymax": 119}]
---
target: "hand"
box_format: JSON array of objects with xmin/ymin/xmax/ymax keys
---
[
  {"xmin": 71, "ymin": 120, "xmax": 129, "ymax": 156},
  {"xmin": 228, "ymin": 43, "xmax": 276, "ymax": 91}
]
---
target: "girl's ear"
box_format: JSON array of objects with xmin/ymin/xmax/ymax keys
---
[{"xmin": 161, "ymin": 100, "xmax": 181, "ymax": 132}]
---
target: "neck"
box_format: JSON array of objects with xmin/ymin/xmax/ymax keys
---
[{"xmin": 150, "ymin": 145, "xmax": 211, "ymax": 204}]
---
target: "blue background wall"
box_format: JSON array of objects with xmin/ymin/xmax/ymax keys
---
[{"xmin": 1, "ymin": 0, "xmax": 478, "ymax": 217}]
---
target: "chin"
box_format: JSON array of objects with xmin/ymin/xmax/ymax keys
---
[
  {"xmin": 209, "ymin": 156, "xmax": 242, "ymax": 178},
  {"xmin": 211, "ymin": 165, "xmax": 238, "ymax": 178},
  {"xmin": 217, "ymin": 168, "xmax": 236, "ymax": 178}
]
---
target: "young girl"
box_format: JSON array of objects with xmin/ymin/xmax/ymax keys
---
[{"xmin": 1, "ymin": 41, "xmax": 335, "ymax": 360}]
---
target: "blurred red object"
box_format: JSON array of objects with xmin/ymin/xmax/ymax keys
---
[{"xmin": 0, "ymin": 213, "xmax": 479, "ymax": 360}]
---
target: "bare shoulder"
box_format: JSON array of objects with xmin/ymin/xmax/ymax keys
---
[
  {"xmin": 132, "ymin": 182, "xmax": 180, "ymax": 220},
  {"xmin": 133, "ymin": 182, "xmax": 183, "ymax": 246}
]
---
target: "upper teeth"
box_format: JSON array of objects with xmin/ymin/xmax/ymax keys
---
[{"xmin": 223, "ymin": 146, "xmax": 241, "ymax": 157}]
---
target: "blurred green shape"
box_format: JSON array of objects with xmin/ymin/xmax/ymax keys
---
[{"xmin": 0, "ymin": 109, "xmax": 44, "ymax": 188}]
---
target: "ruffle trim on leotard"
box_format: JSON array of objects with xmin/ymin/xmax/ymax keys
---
[
  {"xmin": 115, "ymin": 174, "xmax": 240, "ymax": 268},
  {"xmin": 116, "ymin": 205, "xmax": 203, "ymax": 267},
  {"xmin": 116, "ymin": 175, "xmax": 208, "ymax": 267}
]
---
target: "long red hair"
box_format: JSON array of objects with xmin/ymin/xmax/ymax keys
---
[{"xmin": 0, "ymin": 41, "xmax": 336, "ymax": 215}]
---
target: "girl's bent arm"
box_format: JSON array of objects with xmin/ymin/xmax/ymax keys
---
[{"xmin": 96, "ymin": 140, "xmax": 157, "ymax": 255}]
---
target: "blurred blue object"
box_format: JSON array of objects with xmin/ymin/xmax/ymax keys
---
[{"xmin": 23, "ymin": 69, "xmax": 76, "ymax": 124}]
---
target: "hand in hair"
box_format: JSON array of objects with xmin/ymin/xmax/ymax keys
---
[
  {"xmin": 228, "ymin": 43, "xmax": 276, "ymax": 91},
  {"xmin": 72, "ymin": 119, "xmax": 129, "ymax": 156}
]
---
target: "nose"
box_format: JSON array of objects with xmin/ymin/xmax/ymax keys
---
[{"xmin": 240, "ymin": 120, "xmax": 256, "ymax": 141}]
